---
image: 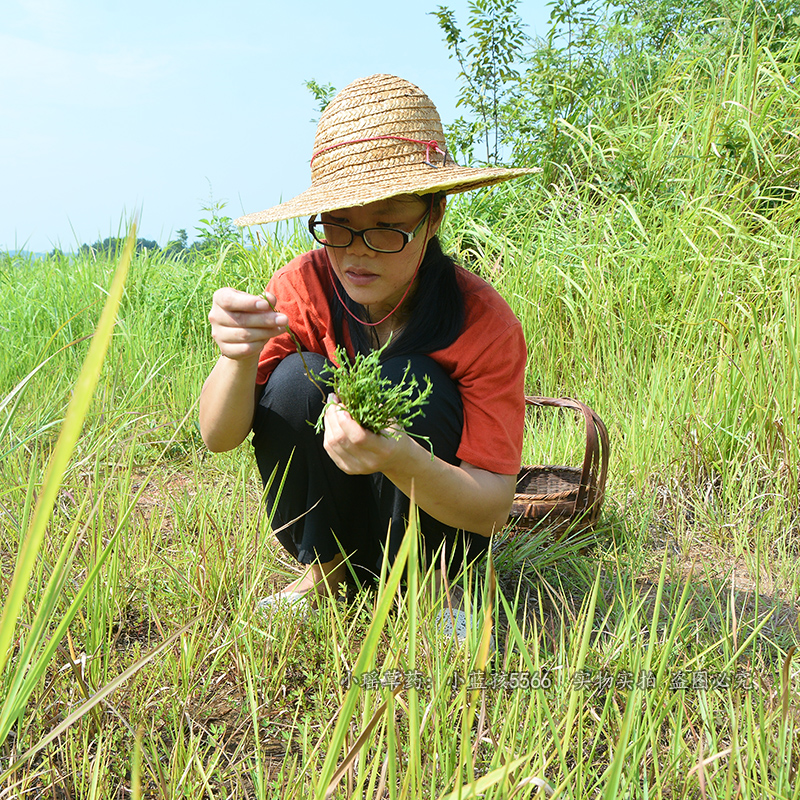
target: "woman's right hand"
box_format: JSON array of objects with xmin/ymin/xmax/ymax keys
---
[{"xmin": 208, "ymin": 288, "xmax": 289, "ymax": 362}]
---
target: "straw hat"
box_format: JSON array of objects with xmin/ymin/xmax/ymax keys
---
[{"xmin": 234, "ymin": 74, "xmax": 538, "ymax": 227}]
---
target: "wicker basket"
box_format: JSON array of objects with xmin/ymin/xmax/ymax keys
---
[{"xmin": 507, "ymin": 397, "xmax": 610, "ymax": 537}]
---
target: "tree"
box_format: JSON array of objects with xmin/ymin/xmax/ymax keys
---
[
  {"xmin": 164, "ymin": 229, "xmax": 189, "ymax": 258},
  {"xmin": 77, "ymin": 237, "xmax": 161, "ymax": 257},
  {"xmin": 431, "ymin": 0, "xmax": 528, "ymax": 165},
  {"xmin": 433, "ymin": 0, "xmax": 800, "ymax": 179}
]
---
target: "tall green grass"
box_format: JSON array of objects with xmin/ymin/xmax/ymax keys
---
[
  {"xmin": 1, "ymin": 21, "xmax": 799, "ymax": 799},
  {"xmin": 445, "ymin": 26, "xmax": 800, "ymax": 513}
]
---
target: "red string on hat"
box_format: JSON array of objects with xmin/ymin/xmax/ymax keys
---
[{"xmin": 311, "ymin": 135, "xmax": 449, "ymax": 167}]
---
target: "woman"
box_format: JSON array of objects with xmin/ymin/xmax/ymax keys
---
[{"xmin": 199, "ymin": 74, "xmax": 535, "ymax": 622}]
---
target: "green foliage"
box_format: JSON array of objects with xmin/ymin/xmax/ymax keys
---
[
  {"xmin": 314, "ymin": 343, "xmax": 433, "ymax": 435},
  {"xmin": 3, "ymin": 12, "xmax": 800, "ymax": 797},
  {"xmin": 431, "ymin": 0, "xmax": 618, "ymax": 168},
  {"xmin": 304, "ymin": 79, "xmax": 337, "ymax": 122},
  {"xmin": 162, "ymin": 227, "xmax": 188, "ymax": 258},
  {"xmin": 431, "ymin": 0, "xmax": 528, "ymax": 164},
  {"xmin": 556, "ymin": 23, "xmax": 800, "ymax": 211},
  {"xmin": 0, "ymin": 230, "xmax": 134, "ymax": 766},
  {"xmin": 436, "ymin": 0, "xmax": 800, "ymax": 182},
  {"xmin": 71, "ymin": 197, "xmax": 242, "ymax": 262},
  {"xmin": 440, "ymin": 21, "xmax": 800, "ymax": 498},
  {"xmin": 194, "ymin": 198, "xmax": 240, "ymax": 253},
  {"xmin": 611, "ymin": 0, "xmax": 800, "ymax": 56}
]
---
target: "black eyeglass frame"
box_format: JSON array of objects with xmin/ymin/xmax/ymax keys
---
[{"xmin": 307, "ymin": 211, "xmax": 430, "ymax": 254}]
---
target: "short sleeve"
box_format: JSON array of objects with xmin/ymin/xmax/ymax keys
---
[
  {"xmin": 454, "ymin": 321, "xmax": 526, "ymax": 475},
  {"xmin": 255, "ymin": 251, "xmax": 341, "ymax": 385}
]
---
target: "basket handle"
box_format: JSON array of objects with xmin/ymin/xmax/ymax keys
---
[{"xmin": 524, "ymin": 396, "xmax": 610, "ymax": 525}]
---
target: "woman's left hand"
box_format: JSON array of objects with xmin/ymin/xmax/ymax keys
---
[{"xmin": 322, "ymin": 394, "xmax": 410, "ymax": 475}]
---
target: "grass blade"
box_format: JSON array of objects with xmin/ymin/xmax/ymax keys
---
[{"xmin": 0, "ymin": 227, "xmax": 135, "ymax": 706}]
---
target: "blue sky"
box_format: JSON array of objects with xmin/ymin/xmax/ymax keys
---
[{"xmin": 1, "ymin": 0, "xmax": 550, "ymax": 252}]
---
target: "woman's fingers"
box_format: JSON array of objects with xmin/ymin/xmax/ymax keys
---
[
  {"xmin": 209, "ymin": 288, "xmax": 288, "ymax": 360},
  {"xmin": 322, "ymin": 398, "xmax": 406, "ymax": 475},
  {"xmin": 211, "ymin": 288, "xmax": 288, "ymax": 327}
]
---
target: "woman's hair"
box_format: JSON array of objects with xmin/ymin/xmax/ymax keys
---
[{"xmin": 330, "ymin": 194, "xmax": 465, "ymax": 359}]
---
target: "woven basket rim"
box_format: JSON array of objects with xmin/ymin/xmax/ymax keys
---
[
  {"xmin": 507, "ymin": 396, "xmax": 610, "ymax": 535},
  {"xmin": 513, "ymin": 489, "xmax": 579, "ymax": 503}
]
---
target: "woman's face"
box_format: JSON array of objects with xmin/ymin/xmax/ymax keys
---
[{"xmin": 320, "ymin": 194, "xmax": 444, "ymax": 321}]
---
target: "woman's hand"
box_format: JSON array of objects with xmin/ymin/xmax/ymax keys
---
[
  {"xmin": 200, "ymin": 288, "xmax": 287, "ymax": 452},
  {"xmin": 208, "ymin": 288, "xmax": 288, "ymax": 362},
  {"xmin": 322, "ymin": 394, "xmax": 411, "ymax": 475},
  {"xmin": 322, "ymin": 394, "xmax": 516, "ymax": 536}
]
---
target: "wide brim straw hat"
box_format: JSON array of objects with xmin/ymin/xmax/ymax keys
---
[{"xmin": 234, "ymin": 74, "xmax": 539, "ymax": 227}]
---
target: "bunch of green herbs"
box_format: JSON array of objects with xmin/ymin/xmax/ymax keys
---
[{"xmin": 314, "ymin": 342, "xmax": 432, "ymax": 436}]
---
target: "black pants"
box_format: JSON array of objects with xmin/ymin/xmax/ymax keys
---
[{"xmin": 251, "ymin": 352, "xmax": 488, "ymax": 584}]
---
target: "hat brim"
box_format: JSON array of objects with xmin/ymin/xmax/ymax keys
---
[{"xmin": 234, "ymin": 165, "xmax": 539, "ymax": 227}]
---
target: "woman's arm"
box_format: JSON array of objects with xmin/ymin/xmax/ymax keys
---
[
  {"xmin": 322, "ymin": 403, "xmax": 515, "ymax": 535},
  {"xmin": 199, "ymin": 288, "xmax": 288, "ymax": 452}
]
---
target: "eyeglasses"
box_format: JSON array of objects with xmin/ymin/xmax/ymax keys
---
[{"xmin": 307, "ymin": 212, "xmax": 430, "ymax": 254}]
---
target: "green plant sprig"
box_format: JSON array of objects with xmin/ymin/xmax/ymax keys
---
[
  {"xmin": 261, "ymin": 295, "xmax": 431, "ymax": 437},
  {"xmin": 313, "ymin": 342, "xmax": 432, "ymax": 437},
  {"xmin": 261, "ymin": 294, "xmax": 327, "ymax": 401}
]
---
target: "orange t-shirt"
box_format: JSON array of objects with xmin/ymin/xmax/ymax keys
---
[{"xmin": 256, "ymin": 248, "xmax": 527, "ymax": 475}]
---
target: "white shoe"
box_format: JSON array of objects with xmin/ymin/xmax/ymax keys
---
[
  {"xmin": 435, "ymin": 607, "xmax": 496, "ymax": 654},
  {"xmin": 257, "ymin": 589, "xmax": 308, "ymax": 612},
  {"xmin": 435, "ymin": 608, "xmax": 469, "ymax": 639}
]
